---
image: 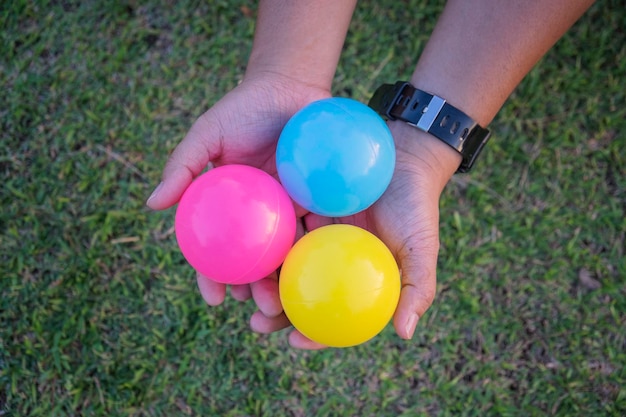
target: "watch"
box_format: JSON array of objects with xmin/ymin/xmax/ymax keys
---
[{"xmin": 368, "ymin": 81, "xmax": 491, "ymax": 173}]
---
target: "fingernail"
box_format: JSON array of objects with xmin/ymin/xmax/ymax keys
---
[
  {"xmin": 147, "ymin": 182, "xmax": 164, "ymax": 205},
  {"xmin": 404, "ymin": 313, "xmax": 419, "ymax": 339}
]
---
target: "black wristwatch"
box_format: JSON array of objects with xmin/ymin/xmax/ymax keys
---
[{"xmin": 368, "ymin": 81, "xmax": 490, "ymax": 173}]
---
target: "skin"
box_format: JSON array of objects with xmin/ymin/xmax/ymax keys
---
[{"xmin": 147, "ymin": 0, "xmax": 596, "ymax": 349}]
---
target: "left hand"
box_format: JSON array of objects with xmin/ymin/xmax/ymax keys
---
[{"xmin": 249, "ymin": 121, "xmax": 461, "ymax": 349}]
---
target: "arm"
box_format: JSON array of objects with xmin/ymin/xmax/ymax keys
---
[
  {"xmin": 246, "ymin": 0, "xmax": 358, "ymax": 89},
  {"xmin": 148, "ymin": 0, "xmax": 595, "ymax": 348},
  {"xmin": 147, "ymin": 1, "xmax": 358, "ymax": 349},
  {"xmin": 412, "ymin": 0, "xmax": 596, "ymax": 128},
  {"xmin": 147, "ymin": 0, "xmax": 357, "ymax": 211},
  {"xmin": 391, "ymin": 0, "xmax": 596, "ymax": 339}
]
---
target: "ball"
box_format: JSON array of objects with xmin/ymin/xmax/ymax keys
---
[
  {"xmin": 279, "ymin": 224, "xmax": 400, "ymax": 347},
  {"xmin": 175, "ymin": 164, "xmax": 296, "ymax": 285},
  {"xmin": 276, "ymin": 97, "xmax": 395, "ymax": 217}
]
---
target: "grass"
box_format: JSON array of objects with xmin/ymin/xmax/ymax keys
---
[{"xmin": 1, "ymin": 0, "xmax": 625, "ymax": 415}]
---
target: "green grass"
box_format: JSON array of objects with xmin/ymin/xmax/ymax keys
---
[{"xmin": 1, "ymin": 0, "xmax": 625, "ymax": 415}]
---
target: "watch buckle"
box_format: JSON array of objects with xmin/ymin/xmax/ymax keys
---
[{"xmin": 408, "ymin": 95, "xmax": 446, "ymax": 132}]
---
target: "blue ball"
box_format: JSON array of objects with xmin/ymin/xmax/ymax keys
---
[{"xmin": 276, "ymin": 97, "xmax": 396, "ymax": 217}]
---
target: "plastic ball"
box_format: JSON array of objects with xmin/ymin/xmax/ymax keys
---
[
  {"xmin": 279, "ymin": 224, "xmax": 400, "ymax": 347},
  {"xmin": 276, "ymin": 97, "xmax": 395, "ymax": 217},
  {"xmin": 175, "ymin": 164, "xmax": 296, "ymax": 285}
]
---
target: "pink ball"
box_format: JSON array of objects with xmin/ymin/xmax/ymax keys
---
[{"xmin": 175, "ymin": 165, "xmax": 296, "ymax": 285}]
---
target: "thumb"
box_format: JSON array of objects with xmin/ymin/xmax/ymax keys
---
[
  {"xmin": 146, "ymin": 115, "xmax": 222, "ymax": 210},
  {"xmin": 392, "ymin": 213, "xmax": 440, "ymax": 340}
]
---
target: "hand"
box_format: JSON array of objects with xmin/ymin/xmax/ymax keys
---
[
  {"xmin": 146, "ymin": 72, "xmax": 332, "ymax": 343},
  {"xmin": 147, "ymin": 74, "xmax": 460, "ymax": 349},
  {"xmin": 147, "ymin": 74, "xmax": 331, "ymax": 210},
  {"xmin": 250, "ymin": 121, "xmax": 460, "ymax": 349}
]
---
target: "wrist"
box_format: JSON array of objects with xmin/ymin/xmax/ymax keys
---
[
  {"xmin": 244, "ymin": 60, "xmax": 333, "ymax": 93},
  {"xmin": 369, "ymin": 81, "xmax": 491, "ymax": 173},
  {"xmin": 238, "ymin": 70, "xmax": 332, "ymax": 113},
  {"xmin": 389, "ymin": 120, "xmax": 461, "ymax": 193}
]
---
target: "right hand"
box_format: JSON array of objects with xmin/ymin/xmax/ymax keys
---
[{"xmin": 146, "ymin": 72, "xmax": 331, "ymax": 344}]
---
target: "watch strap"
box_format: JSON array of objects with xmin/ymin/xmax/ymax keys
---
[{"xmin": 368, "ymin": 81, "xmax": 490, "ymax": 173}]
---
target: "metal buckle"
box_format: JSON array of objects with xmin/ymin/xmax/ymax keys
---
[{"xmin": 410, "ymin": 95, "xmax": 446, "ymax": 132}]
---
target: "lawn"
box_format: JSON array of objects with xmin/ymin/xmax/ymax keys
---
[{"xmin": 1, "ymin": 0, "xmax": 625, "ymax": 416}]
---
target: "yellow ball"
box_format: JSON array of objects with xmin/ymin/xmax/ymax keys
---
[{"xmin": 279, "ymin": 224, "xmax": 400, "ymax": 347}]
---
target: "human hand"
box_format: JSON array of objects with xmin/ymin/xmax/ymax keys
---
[
  {"xmin": 146, "ymin": 72, "xmax": 331, "ymax": 333},
  {"xmin": 148, "ymin": 76, "xmax": 461, "ymax": 349},
  {"xmin": 249, "ymin": 120, "xmax": 461, "ymax": 349}
]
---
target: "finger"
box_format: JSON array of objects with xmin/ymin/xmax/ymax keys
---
[
  {"xmin": 250, "ymin": 274, "xmax": 283, "ymax": 318},
  {"xmin": 295, "ymin": 217, "xmax": 306, "ymax": 241},
  {"xmin": 249, "ymin": 310, "xmax": 291, "ymax": 334},
  {"xmin": 196, "ymin": 273, "xmax": 227, "ymax": 306},
  {"xmin": 303, "ymin": 213, "xmax": 333, "ymax": 231},
  {"xmin": 292, "ymin": 201, "xmax": 310, "ymax": 219},
  {"xmin": 231, "ymin": 284, "xmax": 252, "ymax": 301},
  {"xmin": 288, "ymin": 331, "xmax": 327, "ymax": 350},
  {"xmin": 147, "ymin": 114, "xmax": 222, "ymax": 210},
  {"xmin": 392, "ymin": 239, "xmax": 439, "ymax": 340}
]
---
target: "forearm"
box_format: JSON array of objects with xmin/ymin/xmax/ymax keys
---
[
  {"xmin": 412, "ymin": 0, "xmax": 596, "ymax": 127},
  {"xmin": 393, "ymin": 0, "xmax": 595, "ymax": 178},
  {"xmin": 245, "ymin": 0, "xmax": 358, "ymax": 90}
]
